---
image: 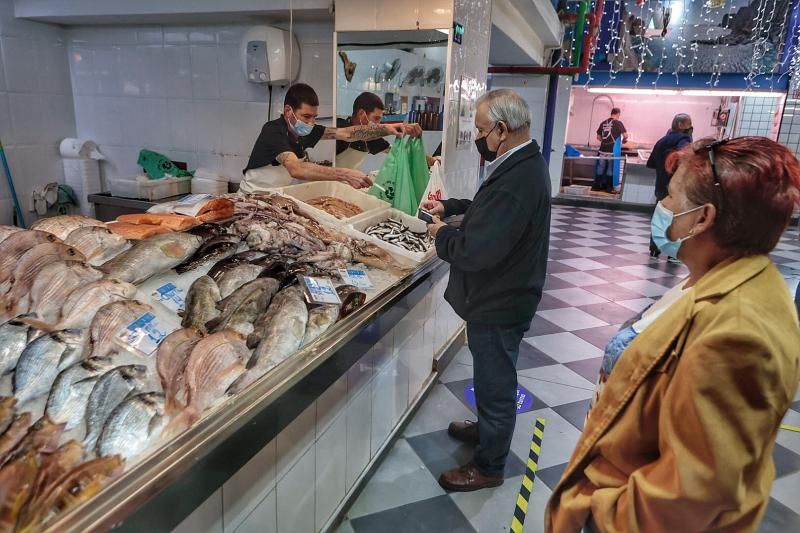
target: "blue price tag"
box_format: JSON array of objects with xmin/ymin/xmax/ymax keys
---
[
  {"xmin": 338, "ymin": 268, "xmax": 372, "ymax": 289},
  {"xmin": 300, "ymin": 276, "xmax": 342, "ymax": 305},
  {"xmin": 152, "ymin": 283, "xmax": 185, "ymax": 314},
  {"xmin": 121, "ymin": 312, "xmax": 171, "ymax": 355}
]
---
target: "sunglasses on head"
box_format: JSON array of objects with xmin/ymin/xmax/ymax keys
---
[{"xmin": 698, "ymin": 138, "xmax": 730, "ymax": 187}]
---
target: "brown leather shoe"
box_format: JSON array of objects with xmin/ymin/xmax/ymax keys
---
[
  {"xmin": 447, "ymin": 420, "xmax": 479, "ymax": 444},
  {"xmin": 438, "ymin": 463, "xmax": 503, "ymax": 492}
]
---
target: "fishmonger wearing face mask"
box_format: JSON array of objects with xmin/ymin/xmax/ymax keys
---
[
  {"xmin": 240, "ymin": 84, "xmax": 419, "ymax": 193},
  {"xmin": 547, "ymin": 137, "xmax": 800, "ymax": 533}
]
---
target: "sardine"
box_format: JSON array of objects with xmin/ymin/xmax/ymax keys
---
[
  {"xmin": 16, "ymin": 454, "xmax": 124, "ymax": 530},
  {"xmin": 0, "ymin": 451, "xmax": 37, "ymax": 531},
  {"xmin": 217, "ymin": 264, "xmax": 265, "ymax": 299},
  {"xmin": 174, "ymin": 235, "xmax": 241, "ymax": 274},
  {"xmin": 14, "ymin": 330, "xmax": 85, "ymax": 405},
  {"xmin": 208, "ymin": 278, "xmax": 279, "ymax": 336},
  {"xmin": 230, "ymin": 286, "xmax": 308, "ymax": 394},
  {"xmin": 165, "ymin": 331, "xmax": 249, "ymax": 435},
  {"xmin": 207, "ymin": 250, "xmax": 267, "ymax": 282},
  {"xmin": 84, "ymin": 364, "xmax": 148, "ymax": 452},
  {"xmin": 97, "ymin": 392, "xmax": 165, "ymax": 460},
  {"xmin": 0, "ymin": 413, "xmax": 32, "ymax": 461},
  {"xmin": 0, "ymin": 321, "xmax": 29, "ymax": 376},
  {"xmin": 181, "ymin": 276, "xmax": 221, "ymax": 333},
  {"xmin": 0, "ymin": 225, "xmax": 22, "ymax": 244},
  {"xmin": 31, "ymin": 215, "xmax": 107, "ymax": 241},
  {"xmin": 46, "ymin": 357, "xmax": 115, "ymax": 430},
  {"xmin": 5, "ymin": 416, "xmax": 65, "ymax": 462},
  {"xmin": 87, "ymin": 300, "xmax": 153, "ymax": 357},
  {"xmin": 156, "ymin": 328, "xmax": 203, "ymax": 415},
  {"xmin": 27, "ymin": 262, "xmax": 103, "ymax": 324},
  {"xmin": 301, "ymin": 305, "xmax": 340, "ymax": 346},
  {"xmin": 0, "ymin": 242, "xmax": 85, "ymax": 318},
  {"xmin": 64, "ymin": 226, "xmax": 131, "ymax": 266},
  {"xmin": 0, "ymin": 397, "xmax": 17, "ymax": 435},
  {"xmin": 99, "ymin": 232, "xmax": 203, "ymax": 285},
  {"xmin": 0, "ymin": 231, "xmax": 60, "ymax": 292}
]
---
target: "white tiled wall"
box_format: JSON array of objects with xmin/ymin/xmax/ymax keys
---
[
  {"xmin": 778, "ymin": 89, "xmax": 800, "ymax": 156},
  {"xmin": 0, "ymin": 0, "xmax": 75, "ymax": 224},
  {"xmin": 736, "ymin": 95, "xmax": 782, "ymax": 139},
  {"xmin": 175, "ymin": 275, "xmax": 463, "ymax": 533},
  {"xmin": 66, "ymin": 22, "xmax": 335, "ymax": 183}
]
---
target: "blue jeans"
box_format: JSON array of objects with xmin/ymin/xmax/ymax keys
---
[
  {"xmin": 467, "ymin": 321, "xmax": 529, "ymax": 477},
  {"xmin": 594, "ymin": 153, "xmax": 613, "ymax": 190}
]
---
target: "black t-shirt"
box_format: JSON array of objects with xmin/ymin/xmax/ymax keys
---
[
  {"xmin": 244, "ymin": 117, "xmax": 326, "ymax": 172},
  {"xmin": 334, "ymin": 118, "xmax": 390, "ymax": 155},
  {"xmin": 596, "ymin": 118, "xmax": 626, "ymax": 153}
]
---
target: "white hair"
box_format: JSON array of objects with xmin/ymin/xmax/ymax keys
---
[{"xmin": 476, "ymin": 89, "xmax": 531, "ymax": 132}]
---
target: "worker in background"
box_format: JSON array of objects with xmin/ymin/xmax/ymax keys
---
[
  {"xmin": 335, "ymin": 92, "xmax": 423, "ymax": 170},
  {"xmin": 594, "ymin": 107, "xmax": 628, "ymax": 193},
  {"xmin": 240, "ymin": 83, "xmax": 421, "ymax": 193},
  {"xmin": 646, "ymin": 113, "xmax": 693, "ymax": 260}
]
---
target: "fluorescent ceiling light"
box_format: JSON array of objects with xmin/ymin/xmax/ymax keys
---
[
  {"xmin": 682, "ymin": 89, "xmax": 783, "ymax": 98},
  {"xmin": 587, "ymin": 87, "xmax": 678, "ymax": 95},
  {"xmin": 585, "ymin": 87, "xmax": 783, "ymax": 98}
]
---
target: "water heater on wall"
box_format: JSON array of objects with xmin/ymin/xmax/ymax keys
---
[{"xmin": 241, "ymin": 27, "xmax": 300, "ymax": 86}]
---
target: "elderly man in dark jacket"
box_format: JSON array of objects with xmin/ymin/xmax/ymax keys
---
[{"xmin": 424, "ymin": 89, "xmax": 551, "ymax": 491}]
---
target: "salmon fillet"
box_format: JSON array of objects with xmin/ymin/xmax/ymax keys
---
[
  {"xmin": 198, "ymin": 205, "xmax": 235, "ymax": 222},
  {"xmin": 108, "ymin": 222, "xmax": 172, "ymax": 240},
  {"xmin": 117, "ymin": 213, "xmax": 200, "ymax": 231}
]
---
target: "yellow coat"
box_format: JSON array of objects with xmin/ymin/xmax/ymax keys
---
[{"xmin": 546, "ymin": 255, "xmax": 800, "ymax": 532}]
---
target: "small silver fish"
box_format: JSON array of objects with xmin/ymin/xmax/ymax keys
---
[
  {"xmin": 97, "ymin": 392, "xmax": 165, "ymax": 460},
  {"xmin": 0, "ymin": 321, "xmax": 29, "ymax": 376},
  {"xmin": 13, "ymin": 330, "xmax": 85, "ymax": 405},
  {"xmin": 84, "ymin": 364, "xmax": 148, "ymax": 451},
  {"xmin": 45, "ymin": 356, "xmax": 115, "ymax": 430},
  {"xmin": 181, "ymin": 276, "xmax": 221, "ymax": 333}
]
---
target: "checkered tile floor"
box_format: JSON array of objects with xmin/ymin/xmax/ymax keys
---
[{"xmin": 336, "ymin": 205, "xmax": 800, "ymax": 533}]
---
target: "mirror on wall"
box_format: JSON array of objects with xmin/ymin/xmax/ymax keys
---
[{"xmin": 335, "ymin": 30, "xmax": 449, "ymax": 173}]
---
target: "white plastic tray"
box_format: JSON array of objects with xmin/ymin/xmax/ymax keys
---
[
  {"xmin": 108, "ymin": 175, "xmax": 192, "ymax": 200},
  {"xmin": 345, "ymin": 208, "xmax": 436, "ymax": 265},
  {"xmin": 277, "ymin": 181, "xmax": 390, "ymax": 225}
]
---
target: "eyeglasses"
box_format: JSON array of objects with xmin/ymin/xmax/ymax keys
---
[{"xmin": 699, "ymin": 138, "xmax": 730, "ymax": 187}]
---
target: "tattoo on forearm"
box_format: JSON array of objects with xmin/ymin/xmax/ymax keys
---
[{"xmin": 347, "ymin": 125, "xmax": 387, "ymax": 141}]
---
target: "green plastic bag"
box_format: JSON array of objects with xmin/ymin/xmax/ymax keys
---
[
  {"xmin": 369, "ymin": 136, "xmax": 430, "ymax": 215},
  {"xmin": 137, "ymin": 149, "xmax": 194, "ymax": 180}
]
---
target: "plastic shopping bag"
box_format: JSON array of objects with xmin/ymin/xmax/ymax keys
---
[
  {"xmin": 419, "ymin": 161, "xmax": 447, "ymax": 209},
  {"xmin": 369, "ymin": 136, "xmax": 430, "ymax": 215}
]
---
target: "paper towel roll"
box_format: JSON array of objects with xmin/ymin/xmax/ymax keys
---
[{"xmin": 59, "ymin": 138, "xmax": 105, "ymax": 160}]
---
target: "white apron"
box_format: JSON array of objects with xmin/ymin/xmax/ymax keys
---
[
  {"xmin": 336, "ymin": 147, "xmax": 370, "ymax": 170},
  {"xmin": 239, "ymin": 164, "xmax": 299, "ymax": 193}
]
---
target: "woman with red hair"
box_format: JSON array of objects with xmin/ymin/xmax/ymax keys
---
[{"xmin": 546, "ymin": 137, "xmax": 800, "ymax": 532}]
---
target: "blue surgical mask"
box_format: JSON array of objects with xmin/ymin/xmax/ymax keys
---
[
  {"xmin": 290, "ymin": 109, "xmax": 314, "ymax": 137},
  {"xmin": 651, "ymin": 201, "xmax": 703, "ymax": 258}
]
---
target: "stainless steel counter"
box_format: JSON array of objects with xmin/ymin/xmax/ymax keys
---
[{"xmin": 45, "ymin": 257, "xmax": 452, "ymax": 532}]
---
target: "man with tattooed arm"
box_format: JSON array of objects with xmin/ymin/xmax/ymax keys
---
[{"xmin": 240, "ymin": 83, "xmax": 421, "ymax": 192}]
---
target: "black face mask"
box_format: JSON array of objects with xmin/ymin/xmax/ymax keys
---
[
  {"xmin": 685, "ymin": 126, "xmax": 694, "ymax": 136},
  {"xmin": 475, "ymin": 123, "xmax": 501, "ymax": 162}
]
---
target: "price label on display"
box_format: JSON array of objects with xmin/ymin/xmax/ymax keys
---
[
  {"xmin": 176, "ymin": 193, "xmax": 211, "ymax": 205},
  {"xmin": 152, "ymin": 282, "xmax": 185, "ymax": 314},
  {"xmin": 338, "ymin": 268, "xmax": 373, "ymax": 289},
  {"xmin": 299, "ymin": 276, "xmax": 341, "ymax": 305},
  {"xmin": 119, "ymin": 312, "xmax": 170, "ymax": 356}
]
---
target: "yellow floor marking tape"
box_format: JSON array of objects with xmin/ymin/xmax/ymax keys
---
[
  {"xmin": 510, "ymin": 417, "xmax": 546, "ymax": 533},
  {"xmin": 781, "ymin": 424, "xmax": 800, "ymax": 433}
]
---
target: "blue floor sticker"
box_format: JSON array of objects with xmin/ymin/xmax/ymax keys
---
[{"xmin": 464, "ymin": 382, "xmax": 535, "ymax": 414}]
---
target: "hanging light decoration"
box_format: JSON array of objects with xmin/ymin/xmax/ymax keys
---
[
  {"xmin": 769, "ymin": 0, "xmax": 790, "ymax": 90},
  {"xmin": 745, "ymin": 0, "xmax": 773, "ymax": 88},
  {"xmin": 605, "ymin": 0, "xmax": 624, "ymax": 84}
]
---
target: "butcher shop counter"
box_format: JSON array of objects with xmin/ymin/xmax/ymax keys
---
[{"xmin": 45, "ymin": 255, "xmax": 465, "ymax": 533}]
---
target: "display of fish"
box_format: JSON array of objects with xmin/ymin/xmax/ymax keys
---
[
  {"xmin": 181, "ymin": 276, "xmax": 220, "ymax": 333},
  {"xmin": 165, "ymin": 331, "xmax": 250, "ymax": 435},
  {"xmin": 0, "ymin": 242, "xmax": 86, "ymax": 319},
  {"xmin": 86, "ymin": 300, "xmax": 153, "ymax": 358},
  {"xmin": 4, "ymin": 416, "xmax": 65, "ymax": 464},
  {"xmin": 0, "ymin": 321, "xmax": 29, "ymax": 376},
  {"xmin": 64, "ymin": 226, "xmax": 131, "ymax": 267},
  {"xmin": 45, "ymin": 357, "xmax": 115, "ymax": 431},
  {"xmin": 206, "ymin": 250, "xmax": 266, "ymax": 282},
  {"xmin": 186, "ymin": 222, "xmax": 228, "ymax": 241},
  {"xmin": 246, "ymin": 285, "xmax": 291, "ymax": 348},
  {"xmin": 156, "ymin": 328, "xmax": 203, "ymax": 415},
  {"xmin": 207, "ymin": 278, "xmax": 279, "ymax": 336},
  {"xmin": 217, "ymin": 264, "xmax": 265, "ymax": 299},
  {"xmin": 0, "ymin": 451, "xmax": 37, "ymax": 531},
  {"xmin": 301, "ymin": 305, "xmax": 340, "ymax": 346},
  {"xmin": 99, "ymin": 232, "xmax": 203, "ymax": 285},
  {"xmin": 174, "ymin": 234, "xmax": 241, "ymax": 275},
  {"xmin": 0, "ymin": 397, "xmax": 17, "ymax": 436},
  {"xmin": 0, "ymin": 231, "xmax": 59, "ymax": 292},
  {"xmin": 30, "ymin": 215, "xmax": 107, "ymax": 241},
  {"xmin": 83, "ymin": 364, "xmax": 148, "ymax": 452},
  {"xmin": 0, "ymin": 225, "xmax": 23, "ymax": 244},
  {"xmin": 364, "ymin": 218, "xmax": 433, "ymax": 253},
  {"xmin": 97, "ymin": 392, "xmax": 165, "ymax": 460},
  {"xmin": 0, "ymin": 413, "xmax": 32, "ymax": 461},
  {"xmin": 230, "ymin": 286, "xmax": 308, "ymax": 394},
  {"xmin": 27, "ymin": 262, "xmax": 104, "ymax": 324},
  {"xmin": 16, "ymin": 454, "xmax": 124, "ymax": 530},
  {"xmin": 13, "ymin": 330, "xmax": 85, "ymax": 405}
]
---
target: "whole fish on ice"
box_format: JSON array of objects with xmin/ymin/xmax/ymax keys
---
[
  {"xmin": 86, "ymin": 300, "xmax": 154, "ymax": 357},
  {"xmin": 96, "ymin": 392, "xmax": 165, "ymax": 460},
  {"xmin": 207, "ymin": 278, "xmax": 278, "ymax": 336},
  {"xmin": 64, "ymin": 226, "xmax": 131, "ymax": 266},
  {"xmin": 45, "ymin": 356, "xmax": 115, "ymax": 430},
  {"xmin": 156, "ymin": 328, "xmax": 203, "ymax": 415},
  {"xmin": 13, "ymin": 330, "xmax": 85, "ymax": 405},
  {"xmin": 26, "ymin": 262, "xmax": 103, "ymax": 324},
  {"xmin": 181, "ymin": 276, "xmax": 220, "ymax": 333},
  {"xmin": 83, "ymin": 364, "xmax": 148, "ymax": 452},
  {"xmin": 30, "ymin": 215, "xmax": 106, "ymax": 241},
  {"xmin": 99, "ymin": 232, "xmax": 202, "ymax": 284},
  {"xmin": 0, "ymin": 321, "xmax": 30, "ymax": 376}
]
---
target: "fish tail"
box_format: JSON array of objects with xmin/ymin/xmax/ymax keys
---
[
  {"xmin": 162, "ymin": 407, "xmax": 198, "ymax": 439},
  {"xmin": 16, "ymin": 315, "xmax": 57, "ymax": 333},
  {"xmin": 163, "ymin": 393, "xmax": 186, "ymax": 417}
]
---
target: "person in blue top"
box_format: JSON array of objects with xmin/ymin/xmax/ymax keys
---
[{"xmin": 594, "ymin": 108, "xmax": 628, "ymax": 193}]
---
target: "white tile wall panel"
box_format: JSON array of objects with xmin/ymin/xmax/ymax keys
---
[
  {"xmin": 222, "ymin": 439, "xmax": 277, "ymax": 533},
  {"xmin": 316, "ymin": 373, "xmax": 347, "ymax": 438},
  {"xmin": 406, "ymin": 327, "xmax": 429, "ymax": 403},
  {"xmin": 190, "ymin": 44, "xmax": 220, "ymax": 99},
  {"xmin": 346, "ymin": 345, "xmax": 374, "ymax": 403},
  {"xmin": 172, "ymin": 490, "xmax": 224, "ymax": 533},
  {"xmin": 233, "ymin": 489, "xmax": 277, "ymax": 533},
  {"xmin": 0, "ymin": 93, "xmax": 10, "ymax": 141},
  {"xmin": 334, "ymin": 0, "xmax": 377, "ymax": 32},
  {"xmin": 346, "ymin": 386, "xmax": 372, "ymax": 490},
  {"xmin": 1, "ymin": 36, "xmax": 39, "ymax": 92},
  {"xmin": 163, "ymin": 45, "xmax": 193, "ymax": 98},
  {"xmin": 370, "ymin": 356, "xmax": 398, "ymax": 455},
  {"xmin": 276, "ymin": 446, "xmax": 316, "ymax": 533},
  {"xmin": 372, "ymin": 326, "xmax": 395, "ymax": 372},
  {"xmin": 8, "ymin": 92, "xmax": 43, "ymax": 144},
  {"xmin": 315, "ymin": 413, "xmax": 347, "ymax": 530},
  {"xmin": 276, "ymin": 402, "xmax": 316, "ymax": 482}
]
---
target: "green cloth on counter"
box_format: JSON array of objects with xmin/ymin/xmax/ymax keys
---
[
  {"xmin": 369, "ymin": 136, "xmax": 430, "ymax": 215},
  {"xmin": 137, "ymin": 149, "xmax": 194, "ymax": 180}
]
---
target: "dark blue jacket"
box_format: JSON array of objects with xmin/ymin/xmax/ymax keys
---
[
  {"xmin": 435, "ymin": 141, "xmax": 551, "ymax": 326},
  {"xmin": 647, "ymin": 130, "xmax": 692, "ymax": 200}
]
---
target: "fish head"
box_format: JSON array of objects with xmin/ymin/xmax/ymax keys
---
[
  {"xmin": 52, "ymin": 329, "xmax": 86, "ymax": 347},
  {"xmin": 119, "ymin": 364, "xmax": 149, "ymax": 386},
  {"xmin": 106, "ymin": 279, "xmax": 138, "ymax": 298}
]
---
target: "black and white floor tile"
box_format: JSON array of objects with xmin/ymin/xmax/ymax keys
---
[{"xmin": 336, "ymin": 205, "xmax": 800, "ymax": 533}]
